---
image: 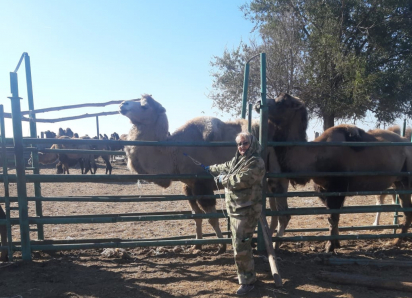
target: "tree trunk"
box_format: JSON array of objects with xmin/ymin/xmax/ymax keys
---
[{"xmin": 322, "ymin": 113, "xmax": 335, "ymax": 131}]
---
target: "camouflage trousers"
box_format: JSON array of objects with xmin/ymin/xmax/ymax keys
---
[{"xmin": 229, "ymin": 203, "xmax": 262, "ymax": 285}]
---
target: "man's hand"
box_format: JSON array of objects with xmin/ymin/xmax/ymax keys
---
[{"xmin": 214, "ymin": 175, "xmax": 223, "ymax": 184}]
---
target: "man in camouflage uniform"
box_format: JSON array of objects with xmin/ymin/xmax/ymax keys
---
[{"xmin": 208, "ymin": 132, "xmax": 265, "ymax": 296}]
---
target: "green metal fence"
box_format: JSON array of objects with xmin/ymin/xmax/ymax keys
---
[{"xmin": 2, "ymin": 52, "xmax": 412, "ymax": 262}]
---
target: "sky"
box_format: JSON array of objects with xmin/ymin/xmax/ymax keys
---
[
  {"xmin": 0, "ymin": 1, "xmax": 407, "ymax": 141},
  {"xmin": 1, "ymin": 0, "xmax": 262, "ymax": 139}
]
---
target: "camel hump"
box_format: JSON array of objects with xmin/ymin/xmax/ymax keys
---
[
  {"xmin": 320, "ymin": 124, "xmax": 376, "ymax": 151},
  {"xmin": 201, "ymin": 117, "xmax": 224, "ymax": 141},
  {"xmin": 320, "ymin": 124, "xmax": 363, "ymax": 142},
  {"xmin": 172, "ymin": 116, "xmax": 226, "ymax": 142},
  {"xmin": 387, "ymin": 125, "xmax": 401, "ymax": 135}
]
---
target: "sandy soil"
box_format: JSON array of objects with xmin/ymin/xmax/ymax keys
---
[{"xmin": 1, "ymin": 160, "xmax": 412, "ymax": 298}]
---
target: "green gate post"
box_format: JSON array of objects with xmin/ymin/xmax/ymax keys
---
[
  {"xmin": 25, "ymin": 53, "xmax": 44, "ymax": 240},
  {"xmin": 241, "ymin": 62, "xmax": 250, "ymax": 119},
  {"xmin": 257, "ymin": 53, "xmax": 268, "ymax": 252},
  {"xmin": 248, "ymin": 103, "xmax": 252, "ymax": 133},
  {"xmin": 0, "ymin": 105, "xmax": 13, "ymax": 261},
  {"xmin": 8, "ymin": 72, "xmax": 31, "ymax": 261}
]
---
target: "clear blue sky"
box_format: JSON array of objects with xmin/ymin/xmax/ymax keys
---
[
  {"xmin": 1, "ymin": 0, "xmax": 259, "ymax": 138},
  {"xmin": 1, "ymin": 1, "xmax": 405, "ymax": 140}
]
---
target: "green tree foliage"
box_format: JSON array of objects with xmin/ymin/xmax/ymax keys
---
[{"xmin": 209, "ymin": 0, "xmax": 412, "ymax": 129}]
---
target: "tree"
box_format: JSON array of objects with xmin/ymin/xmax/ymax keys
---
[
  {"xmin": 209, "ymin": 10, "xmax": 305, "ymax": 117},
  {"xmin": 210, "ymin": 0, "xmax": 412, "ymax": 130}
]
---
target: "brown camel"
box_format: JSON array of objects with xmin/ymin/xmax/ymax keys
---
[
  {"xmin": 373, "ymin": 126, "xmax": 412, "ymax": 225},
  {"xmin": 109, "ymin": 132, "xmax": 125, "ymax": 163},
  {"xmin": 119, "ymin": 94, "xmax": 288, "ymax": 253},
  {"xmin": 38, "ymin": 136, "xmax": 96, "ymax": 174},
  {"xmin": 91, "ymin": 135, "xmax": 112, "ymax": 174},
  {"xmin": 258, "ymin": 92, "xmax": 412, "ymax": 253}
]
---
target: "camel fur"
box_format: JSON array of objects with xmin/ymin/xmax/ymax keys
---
[
  {"xmin": 119, "ymin": 94, "xmax": 288, "ymax": 253},
  {"xmin": 259, "ymin": 92, "xmax": 412, "ymax": 253},
  {"xmin": 373, "ymin": 126, "xmax": 412, "ymax": 225}
]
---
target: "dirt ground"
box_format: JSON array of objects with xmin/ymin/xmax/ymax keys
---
[{"xmin": 1, "ymin": 160, "xmax": 412, "ymax": 298}]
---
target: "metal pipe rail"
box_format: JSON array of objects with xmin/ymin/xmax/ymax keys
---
[
  {"xmin": 23, "ymin": 137, "xmax": 237, "ymax": 147},
  {"xmin": 27, "ymin": 147, "xmax": 127, "ymax": 156},
  {"xmin": 4, "ymin": 223, "xmax": 404, "ymax": 248},
  {"xmin": 0, "ymin": 194, "xmax": 221, "ymax": 203},
  {"xmin": 1, "ymin": 205, "xmax": 410, "ymax": 226},
  {"xmin": 268, "ymin": 141, "xmax": 412, "ymax": 147},
  {"xmin": 6, "ymin": 232, "xmax": 412, "ymax": 253}
]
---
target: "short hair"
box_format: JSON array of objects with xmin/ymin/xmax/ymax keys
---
[{"xmin": 235, "ymin": 132, "xmax": 252, "ymax": 144}]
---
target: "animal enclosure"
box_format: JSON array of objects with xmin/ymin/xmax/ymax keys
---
[{"xmin": 2, "ymin": 53, "xmax": 412, "ymax": 266}]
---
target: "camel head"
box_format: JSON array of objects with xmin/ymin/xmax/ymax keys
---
[
  {"xmin": 260, "ymin": 93, "xmax": 306, "ymax": 124},
  {"xmin": 65, "ymin": 128, "xmax": 74, "ymax": 137},
  {"xmin": 119, "ymin": 94, "xmax": 166, "ymax": 126},
  {"xmin": 38, "ymin": 144, "xmax": 59, "ymax": 165},
  {"xmin": 58, "ymin": 128, "xmax": 65, "ymax": 136},
  {"xmin": 255, "ymin": 93, "xmax": 308, "ymax": 141},
  {"xmin": 44, "ymin": 130, "xmax": 56, "ymax": 138}
]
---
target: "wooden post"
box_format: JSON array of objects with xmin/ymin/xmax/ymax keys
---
[
  {"xmin": 259, "ymin": 214, "xmax": 282, "ymax": 287},
  {"xmin": 317, "ymin": 271, "xmax": 412, "ymax": 292},
  {"xmin": 96, "ymin": 116, "xmax": 100, "ymax": 138}
]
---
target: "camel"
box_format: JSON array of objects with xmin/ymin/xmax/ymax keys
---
[
  {"xmin": 43, "ymin": 130, "xmax": 56, "ymax": 138},
  {"xmin": 119, "ymin": 94, "xmax": 288, "ymax": 253},
  {"xmin": 372, "ymin": 126, "xmax": 412, "ymax": 226},
  {"xmin": 39, "ymin": 136, "xmax": 96, "ymax": 174},
  {"xmin": 108, "ymin": 132, "xmax": 128, "ymax": 163},
  {"xmin": 109, "ymin": 132, "xmax": 124, "ymax": 163},
  {"xmin": 257, "ymin": 92, "xmax": 412, "ymax": 253},
  {"xmin": 91, "ymin": 135, "xmax": 112, "ymax": 175}
]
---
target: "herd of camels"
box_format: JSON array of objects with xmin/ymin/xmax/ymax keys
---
[
  {"xmin": 119, "ymin": 93, "xmax": 412, "ymax": 255},
  {"xmin": 1, "ymin": 92, "xmax": 411, "ymax": 262}
]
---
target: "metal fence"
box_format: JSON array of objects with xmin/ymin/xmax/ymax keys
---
[{"xmin": 1, "ymin": 53, "xmax": 412, "ymax": 262}]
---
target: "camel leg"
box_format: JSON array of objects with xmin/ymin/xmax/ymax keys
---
[
  {"xmin": 188, "ymin": 199, "xmax": 203, "ymax": 250},
  {"xmin": 63, "ymin": 163, "xmax": 69, "ymax": 174},
  {"xmin": 0, "ymin": 206, "xmax": 8, "ymax": 261},
  {"xmin": 373, "ymin": 194, "xmax": 385, "ymax": 226},
  {"xmin": 203, "ymin": 204, "xmax": 226, "ymax": 254},
  {"xmin": 392, "ymin": 181, "xmax": 412, "ymax": 246},
  {"xmin": 183, "ymin": 185, "xmax": 203, "ymax": 250},
  {"xmin": 56, "ymin": 162, "xmax": 63, "ymax": 174},
  {"xmin": 89, "ymin": 156, "xmax": 96, "ymax": 175},
  {"xmin": 192, "ymin": 181, "xmax": 226, "ymax": 254},
  {"xmin": 101, "ymin": 155, "xmax": 112, "ymax": 174},
  {"xmin": 268, "ymin": 178, "xmax": 290, "ymax": 250},
  {"xmin": 320, "ymin": 195, "xmax": 345, "ymax": 253}
]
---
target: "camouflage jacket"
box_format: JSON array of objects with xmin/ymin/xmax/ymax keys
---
[{"xmin": 209, "ymin": 135, "xmax": 265, "ymax": 215}]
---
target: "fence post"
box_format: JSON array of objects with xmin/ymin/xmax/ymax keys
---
[
  {"xmin": 0, "ymin": 105, "xmax": 13, "ymax": 261},
  {"xmin": 8, "ymin": 72, "xmax": 32, "ymax": 261},
  {"xmin": 241, "ymin": 62, "xmax": 250, "ymax": 119},
  {"xmin": 96, "ymin": 116, "xmax": 100, "ymax": 138},
  {"xmin": 258, "ymin": 53, "xmax": 268, "ymax": 252},
  {"xmin": 25, "ymin": 53, "xmax": 44, "ymax": 240}
]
